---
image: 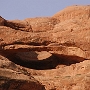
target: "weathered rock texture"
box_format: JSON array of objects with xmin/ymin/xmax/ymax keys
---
[
  {"xmin": 0, "ymin": 55, "xmax": 45, "ymax": 90},
  {"xmin": 0, "ymin": 5, "xmax": 90, "ymax": 90}
]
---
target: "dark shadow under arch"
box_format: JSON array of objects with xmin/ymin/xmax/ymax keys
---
[{"xmin": 0, "ymin": 51, "xmax": 85, "ymax": 70}]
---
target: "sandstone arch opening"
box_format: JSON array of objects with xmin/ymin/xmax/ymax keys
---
[{"xmin": 2, "ymin": 51, "xmax": 85, "ymax": 70}]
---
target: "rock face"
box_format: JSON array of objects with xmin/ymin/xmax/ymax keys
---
[
  {"xmin": 0, "ymin": 55, "xmax": 45, "ymax": 90},
  {"xmin": 0, "ymin": 5, "xmax": 90, "ymax": 90},
  {"xmin": 0, "ymin": 16, "xmax": 5, "ymax": 26},
  {"xmin": 24, "ymin": 17, "xmax": 59, "ymax": 32},
  {"xmin": 53, "ymin": 5, "xmax": 90, "ymax": 21}
]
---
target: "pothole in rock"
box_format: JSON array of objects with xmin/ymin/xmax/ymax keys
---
[{"xmin": 4, "ymin": 51, "xmax": 85, "ymax": 70}]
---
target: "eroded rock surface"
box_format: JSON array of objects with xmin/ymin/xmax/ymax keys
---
[
  {"xmin": 0, "ymin": 55, "xmax": 45, "ymax": 90},
  {"xmin": 0, "ymin": 5, "xmax": 90, "ymax": 90}
]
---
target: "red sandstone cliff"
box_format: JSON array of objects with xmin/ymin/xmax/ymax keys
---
[{"xmin": 0, "ymin": 5, "xmax": 90, "ymax": 90}]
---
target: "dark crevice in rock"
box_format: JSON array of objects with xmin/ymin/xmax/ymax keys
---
[
  {"xmin": 53, "ymin": 54, "xmax": 85, "ymax": 65},
  {"xmin": 5, "ymin": 54, "xmax": 59, "ymax": 70},
  {"xmin": 0, "ymin": 51, "xmax": 85, "ymax": 70}
]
